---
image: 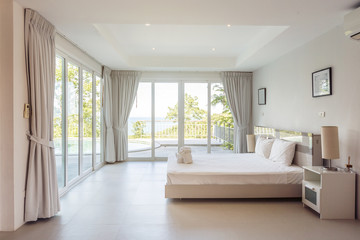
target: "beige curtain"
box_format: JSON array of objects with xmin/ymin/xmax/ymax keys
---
[
  {"xmin": 111, "ymin": 71, "xmax": 141, "ymax": 161},
  {"xmin": 24, "ymin": 9, "xmax": 60, "ymax": 221},
  {"xmin": 103, "ymin": 66, "xmax": 116, "ymax": 163},
  {"xmin": 221, "ymin": 72, "xmax": 252, "ymax": 153}
]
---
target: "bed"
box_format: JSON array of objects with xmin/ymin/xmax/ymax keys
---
[{"xmin": 165, "ymin": 126, "xmax": 322, "ymax": 199}]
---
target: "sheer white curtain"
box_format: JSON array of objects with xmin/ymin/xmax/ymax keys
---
[
  {"xmin": 103, "ymin": 66, "xmax": 116, "ymax": 163},
  {"xmin": 24, "ymin": 9, "xmax": 60, "ymax": 221},
  {"xmin": 221, "ymin": 72, "xmax": 252, "ymax": 153},
  {"xmin": 111, "ymin": 71, "xmax": 141, "ymax": 161}
]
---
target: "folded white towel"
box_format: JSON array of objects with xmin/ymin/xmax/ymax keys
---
[{"xmin": 176, "ymin": 147, "xmax": 193, "ymax": 164}]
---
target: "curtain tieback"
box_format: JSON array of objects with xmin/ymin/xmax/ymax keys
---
[
  {"xmin": 26, "ymin": 131, "xmax": 55, "ymax": 148},
  {"xmin": 237, "ymin": 126, "xmax": 248, "ymax": 130}
]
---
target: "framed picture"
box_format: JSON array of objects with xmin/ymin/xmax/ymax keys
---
[
  {"xmin": 312, "ymin": 67, "xmax": 332, "ymax": 97},
  {"xmin": 258, "ymin": 88, "xmax": 266, "ymax": 105}
]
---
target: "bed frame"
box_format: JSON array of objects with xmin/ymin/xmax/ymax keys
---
[{"xmin": 165, "ymin": 126, "xmax": 322, "ymax": 199}]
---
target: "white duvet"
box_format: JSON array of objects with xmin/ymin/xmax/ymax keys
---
[{"xmin": 167, "ymin": 153, "xmax": 303, "ymax": 185}]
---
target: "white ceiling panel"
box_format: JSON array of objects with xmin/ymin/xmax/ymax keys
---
[{"xmin": 15, "ymin": 0, "xmax": 360, "ymax": 71}]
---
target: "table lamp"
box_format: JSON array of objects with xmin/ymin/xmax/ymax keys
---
[
  {"xmin": 321, "ymin": 126, "xmax": 339, "ymax": 171},
  {"xmin": 246, "ymin": 134, "xmax": 255, "ymax": 153}
]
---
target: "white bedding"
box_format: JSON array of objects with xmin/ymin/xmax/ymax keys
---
[{"xmin": 167, "ymin": 153, "xmax": 303, "ymax": 185}]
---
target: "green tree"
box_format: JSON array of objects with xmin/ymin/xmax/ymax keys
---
[
  {"xmin": 211, "ymin": 84, "xmax": 233, "ymax": 126},
  {"xmin": 82, "ymin": 70, "xmax": 93, "ymax": 138},
  {"xmin": 132, "ymin": 121, "xmax": 146, "ymax": 138},
  {"xmin": 54, "ymin": 57, "xmax": 64, "ymax": 139},
  {"xmin": 166, "ymin": 93, "xmax": 207, "ymax": 121},
  {"xmin": 211, "ymin": 84, "xmax": 234, "ymax": 149}
]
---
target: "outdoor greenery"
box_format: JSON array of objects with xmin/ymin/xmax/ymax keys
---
[
  {"xmin": 130, "ymin": 84, "xmax": 234, "ymax": 149},
  {"xmin": 166, "ymin": 93, "xmax": 207, "ymax": 121},
  {"xmin": 132, "ymin": 120, "xmax": 146, "ymax": 138},
  {"xmin": 53, "ymin": 57, "xmax": 101, "ymax": 142}
]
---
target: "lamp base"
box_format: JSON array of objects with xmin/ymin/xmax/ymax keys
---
[{"xmin": 323, "ymin": 167, "xmax": 338, "ymax": 171}]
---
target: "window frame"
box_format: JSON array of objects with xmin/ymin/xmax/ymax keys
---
[
  {"xmin": 127, "ymin": 78, "xmax": 224, "ymax": 161},
  {"xmin": 55, "ymin": 49, "xmax": 104, "ymax": 196}
]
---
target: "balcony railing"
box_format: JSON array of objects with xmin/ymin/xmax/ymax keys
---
[
  {"xmin": 213, "ymin": 122, "xmax": 234, "ymax": 147},
  {"xmin": 129, "ymin": 120, "xmax": 209, "ymax": 139},
  {"xmin": 129, "ymin": 120, "xmax": 233, "ymax": 148}
]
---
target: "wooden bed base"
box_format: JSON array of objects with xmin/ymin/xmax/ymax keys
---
[{"xmin": 165, "ymin": 184, "xmax": 302, "ymax": 199}]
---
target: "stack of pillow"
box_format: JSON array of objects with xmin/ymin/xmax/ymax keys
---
[{"xmin": 254, "ymin": 137, "xmax": 296, "ymax": 166}]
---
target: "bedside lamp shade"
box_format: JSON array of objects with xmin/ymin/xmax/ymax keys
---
[
  {"xmin": 246, "ymin": 134, "xmax": 255, "ymax": 153},
  {"xmin": 321, "ymin": 126, "xmax": 339, "ymax": 171}
]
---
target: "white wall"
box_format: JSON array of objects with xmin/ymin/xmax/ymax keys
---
[
  {"xmin": 0, "ymin": 1, "xmax": 29, "ymax": 231},
  {"xmin": 55, "ymin": 34, "xmax": 102, "ymax": 74},
  {"xmin": 253, "ymin": 26, "xmax": 360, "ymax": 218},
  {"xmin": 13, "ymin": 1, "xmax": 29, "ymax": 229},
  {"xmin": 0, "ymin": 0, "xmax": 15, "ymax": 231}
]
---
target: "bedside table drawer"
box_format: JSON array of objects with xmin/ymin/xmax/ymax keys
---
[{"xmin": 302, "ymin": 183, "xmax": 320, "ymax": 212}]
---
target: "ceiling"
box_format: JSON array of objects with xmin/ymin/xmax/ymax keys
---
[{"xmin": 15, "ymin": 0, "xmax": 360, "ymax": 71}]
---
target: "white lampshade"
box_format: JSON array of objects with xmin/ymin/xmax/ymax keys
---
[
  {"xmin": 246, "ymin": 134, "xmax": 256, "ymax": 153},
  {"xmin": 321, "ymin": 126, "xmax": 339, "ymax": 159}
]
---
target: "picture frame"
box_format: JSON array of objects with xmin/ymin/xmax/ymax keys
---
[
  {"xmin": 312, "ymin": 67, "xmax": 332, "ymax": 97},
  {"xmin": 258, "ymin": 88, "xmax": 266, "ymax": 105}
]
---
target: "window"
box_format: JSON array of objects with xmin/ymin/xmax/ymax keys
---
[
  {"xmin": 67, "ymin": 62, "xmax": 80, "ymax": 181},
  {"xmin": 82, "ymin": 69, "xmax": 93, "ymax": 173},
  {"xmin": 155, "ymin": 83, "xmax": 178, "ymax": 158},
  {"xmin": 54, "ymin": 52, "xmax": 103, "ymax": 193},
  {"xmin": 54, "ymin": 56, "xmax": 65, "ymax": 188},
  {"xmin": 95, "ymin": 75, "xmax": 102, "ymax": 164},
  {"xmin": 127, "ymin": 80, "xmax": 232, "ymax": 160}
]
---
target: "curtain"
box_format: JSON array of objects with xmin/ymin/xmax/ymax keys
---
[
  {"xmin": 111, "ymin": 71, "xmax": 141, "ymax": 161},
  {"xmin": 103, "ymin": 66, "xmax": 116, "ymax": 163},
  {"xmin": 24, "ymin": 9, "xmax": 60, "ymax": 221},
  {"xmin": 221, "ymin": 72, "xmax": 252, "ymax": 153}
]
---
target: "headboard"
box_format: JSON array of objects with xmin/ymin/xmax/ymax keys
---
[{"xmin": 254, "ymin": 126, "xmax": 322, "ymax": 167}]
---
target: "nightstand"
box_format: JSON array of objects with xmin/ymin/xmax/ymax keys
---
[{"xmin": 302, "ymin": 166, "xmax": 355, "ymax": 219}]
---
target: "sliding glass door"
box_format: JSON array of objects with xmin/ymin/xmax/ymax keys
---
[
  {"xmin": 54, "ymin": 56, "xmax": 65, "ymax": 188},
  {"xmin": 82, "ymin": 69, "xmax": 93, "ymax": 173},
  {"xmin": 184, "ymin": 83, "xmax": 208, "ymax": 153},
  {"xmin": 127, "ymin": 80, "xmax": 232, "ymax": 160},
  {"xmin": 128, "ymin": 82, "xmax": 152, "ymax": 158},
  {"xmin": 54, "ymin": 52, "xmax": 103, "ymax": 193},
  {"xmin": 95, "ymin": 75, "xmax": 102, "ymax": 165},
  {"xmin": 155, "ymin": 83, "xmax": 178, "ymax": 157},
  {"xmin": 67, "ymin": 62, "xmax": 80, "ymax": 182}
]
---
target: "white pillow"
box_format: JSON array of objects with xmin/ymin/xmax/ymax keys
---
[
  {"xmin": 269, "ymin": 139, "xmax": 296, "ymax": 166},
  {"xmin": 255, "ymin": 138, "xmax": 275, "ymax": 159}
]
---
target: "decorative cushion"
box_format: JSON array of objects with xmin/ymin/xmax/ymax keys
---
[
  {"xmin": 269, "ymin": 139, "xmax": 296, "ymax": 166},
  {"xmin": 255, "ymin": 137, "xmax": 275, "ymax": 159}
]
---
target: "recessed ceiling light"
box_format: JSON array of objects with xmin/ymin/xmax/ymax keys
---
[
  {"xmin": 212, "ymin": 48, "xmax": 216, "ymax": 51},
  {"xmin": 145, "ymin": 23, "xmax": 151, "ymax": 26},
  {"xmin": 152, "ymin": 47, "xmax": 156, "ymax": 51},
  {"xmin": 227, "ymin": 24, "xmax": 231, "ymax": 27}
]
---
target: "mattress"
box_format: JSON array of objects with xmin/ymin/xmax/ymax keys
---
[{"xmin": 167, "ymin": 153, "xmax": 303, "ymax": 185}]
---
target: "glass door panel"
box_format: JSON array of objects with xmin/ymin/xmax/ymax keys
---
[
  {"xmin": 128, "ymin": 82, "xmax": 152, "ymax": 158},
  {"xmin": 67, "ymin": 62, "xmax": 80, "ymax": 182},
  {"xmin": 155, "ymin": 83, "xmax": 178, "ymax": 157},
  {"xmin": 95, "ymin": 75, "xmax": 102, "ymax": 165},
  {"xmin": 54, "ymin": 56, "xmax": 65, "ymax": 188},
  {"xmin": 82, "ymin": 70, "xmax": 93, "ymax": 172},
  {"xmin": 211, "ymin": 83, "xmax": 233, "ymax": 153},
  {"xmin": 184, "ymin": 83, "xmax": 208, "ymax": 153}
]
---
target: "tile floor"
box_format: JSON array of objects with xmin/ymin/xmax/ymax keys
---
[{"xmin": 1, "ymin": 161, "xmax": 360, "ymax": 240}]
